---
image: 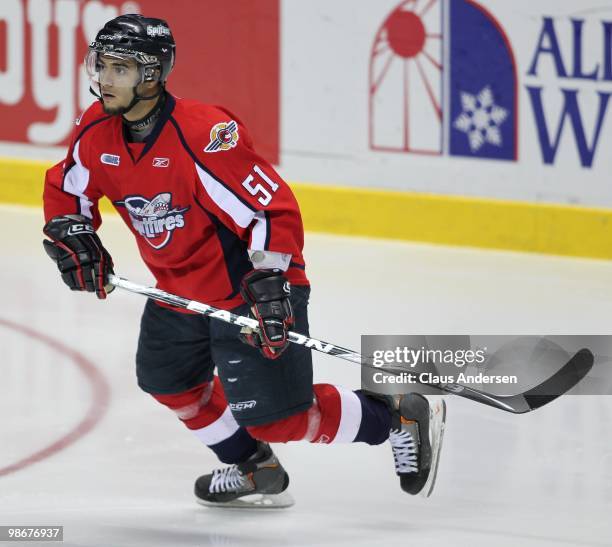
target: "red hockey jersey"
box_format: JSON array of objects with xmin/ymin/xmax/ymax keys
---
[{"xmin": 43, "ymin": 94, "xmax": 308, "ymax": 310}]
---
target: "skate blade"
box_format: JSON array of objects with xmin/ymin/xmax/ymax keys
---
[
  {"xmin": 420, "ymin": 399, "xmax": 447, "ymax": 498},
  {"xmin": 196, "ymin": 490, "xmax": 295, "ymax": 509}
]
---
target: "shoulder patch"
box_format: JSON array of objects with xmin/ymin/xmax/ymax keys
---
[{"xmin": 204, "ymin": 120, "xmax": 239, "ymax": 153}]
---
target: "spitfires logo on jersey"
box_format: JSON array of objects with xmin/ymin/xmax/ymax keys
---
[
  {"xmin": 114, "ymin": 193, "xmax": 190, "ymax": 250},
  {"xmin": 205, "ymin": 120, "xmax": 239, "ymax": 153}
]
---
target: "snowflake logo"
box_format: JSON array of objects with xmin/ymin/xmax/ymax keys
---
[{"xmin": 453, "ymin": 87, "xmax": 508, "ymax": 152}]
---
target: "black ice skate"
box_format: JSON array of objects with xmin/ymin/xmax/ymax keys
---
[
  {"xmin": 194, "ymin": 442, "xmax": 294, "ymax": 509},
  {"xmin": 388, "ymin": 393, "xmax": 446, "ymax": 498}
]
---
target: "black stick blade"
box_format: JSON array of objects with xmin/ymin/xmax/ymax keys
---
[
  {"xmin": 440, "ymin": 348, "xmax": 594, "ymax": 414},
  {"xmin": 521, "ymin": 348, "xmax": 594, "ymax": 412}
]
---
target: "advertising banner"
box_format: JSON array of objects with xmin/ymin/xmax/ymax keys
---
[
  {"xmin": 281, "ymin": 0, "xmax": 612, "ymax": 206},
  {"xmin": 0, "ymin": 0, "xmax": 279, "ymax": 163}
]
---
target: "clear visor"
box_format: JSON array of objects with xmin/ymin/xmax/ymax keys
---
[{"xmin": 85, "ymin": 50, "xmax": 145, "ymax": 89}]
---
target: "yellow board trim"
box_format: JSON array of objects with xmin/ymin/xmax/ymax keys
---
[
  {"xmin": 2, "ymin": 156, "xmax": 611, "ymax": 259},
  {"xmin": 0, "ymin": 157, "xmax": 116, "ymax": 214},
  {"xmin": 291, "ymin": 183, "xmax": 612, "ymax": 259}
]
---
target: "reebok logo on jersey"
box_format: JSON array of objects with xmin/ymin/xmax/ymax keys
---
[
  {"xmin": 114, "ymin": 192, "xmax": 190, "ymax": 250},
  {"xmin": 152, "ymin": 157, "xmax": 170, "ymax": 168},
  {"xmin": 101, "ymin": 153, "xmax": 120, "ymax": 166},
  {"xmin": 205, "ymin": 120, "xmax": 239, "ymax": 153}
]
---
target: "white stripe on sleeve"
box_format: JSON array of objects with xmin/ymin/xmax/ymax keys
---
[
  {"xmin": 63, "ymin": 141, "xmax": 93, "ymax": 218},
  {"xmin": 333, "ymin": 387, "xmax": 363, "ymax": 443},
  {"xmin": 195, "ymin": 164, "xmax": 256, "ymax": 228},
  {"xmin": 250, "ymin": 210, "xmax": 268, "ymax": 250}
]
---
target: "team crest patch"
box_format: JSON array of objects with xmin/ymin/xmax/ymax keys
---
[
  {"xmin": 114, "ymin": 192, "xmax": 190, "ymax": 250},
  {"xmin": 204, "ymin": 120, "xmax": 239, "ymax": 153}
]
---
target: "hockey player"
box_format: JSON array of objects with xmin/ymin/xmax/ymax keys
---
[{"xmin": 42, "ymin": 14, "xmax": 445, "ymax": 507}]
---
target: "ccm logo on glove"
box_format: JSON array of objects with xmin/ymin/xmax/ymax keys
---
[{"xmin": 42, "ymin": 214, "xmax": 115, "ymax": 300}]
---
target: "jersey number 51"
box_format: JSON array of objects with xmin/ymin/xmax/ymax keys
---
[{"xmin": 242, "ymin": 165, "xmax": 279, "ymax": 206}]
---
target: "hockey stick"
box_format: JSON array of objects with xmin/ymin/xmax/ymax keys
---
[{"xmin": 108, "ymin": 274, "xmax": 594, "ymax": 414}]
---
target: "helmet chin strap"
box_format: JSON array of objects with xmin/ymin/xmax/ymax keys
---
[
  {"xmin": 121, "ymin": 84, "xmax": 164, "ymax": 117},
  {"xmin": 89, "ymin": 81, "xmax": 164, "ymax": 116}
]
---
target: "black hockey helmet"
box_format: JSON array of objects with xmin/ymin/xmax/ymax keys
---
[{"xmin": 86, "ymin": 14, "xmax": 176, "ymax": 84}]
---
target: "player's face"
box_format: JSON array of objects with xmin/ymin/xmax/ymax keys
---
[{"xmin": 96, "ymin": 55, "xmax": 141, "ymax": 114}]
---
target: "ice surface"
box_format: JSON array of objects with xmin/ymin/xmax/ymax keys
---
[{"xmin": 1, "ymin": 205, "xmax": 611, "ymax": 547}]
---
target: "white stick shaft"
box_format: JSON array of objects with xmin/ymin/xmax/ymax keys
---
[
  {"xmin": 107, "ymin": 275, "xmax": 585, "ymax": 413},
  {"xmin": 108, "ymin": 274, "xmax": 363, "ymax": 364}
]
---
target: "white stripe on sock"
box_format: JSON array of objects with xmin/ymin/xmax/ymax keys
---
[
  {"xmin": 333, "ymin": 387, "xmax": 362, "ymax": 443},
  {"xmin": 191, "ymin": 406, "xmax": 239, "ymax": 446}
]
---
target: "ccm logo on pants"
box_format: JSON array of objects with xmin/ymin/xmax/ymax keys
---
[{"xmin": 230, "ymin": 400, "xmax": 257, "ymax": 411}]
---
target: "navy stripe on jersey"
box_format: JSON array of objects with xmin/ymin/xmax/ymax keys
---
[
  {"xmin": 61, "ymin": 113, "xmax": 111, "ymax": 193},
  {"xmin": 139, "ymin": 94, "xmax": 175, "ymax": 161},
  {"xmin": 264, "ymin": 211, "xmax": 271, "ymax": 250},
  {"xmin": 290, "ymin": 261, "xmax": 306, "ymax": 270},
  {"xmin": 193, "ymin": 194, "xmax": 251, "ymax": 300},
  {"xmin": 74, "ymin": 113, "xmax": 112, "ymax": 147},
  {"xmin": 121, "ymin": 123, "xmax": 138, "ymax": 163},
  {"xmin": 128, "ymin": 93, "xmax": 176, "ymax": 163},
  {"xmin": 168, "ymin": 116, "xmax": 256, "ymax": 214},
  {"xmin": 249, "ymin": 211, "xmax": 271, "ymax": 252},
  {"xmin": 62, "ymin": 141, "xmax": 94, "ymax": 218}
]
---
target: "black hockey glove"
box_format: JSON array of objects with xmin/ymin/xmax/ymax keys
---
[
  {"xmin": 42, "ymin": 215, "xmax": 115, "ymax": 300},
  {"xmin": 239, "ymin": 269, "xmax": 294, "ymax": 360}
]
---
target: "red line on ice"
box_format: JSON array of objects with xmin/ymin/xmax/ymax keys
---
[{"xmin": 0, "ymin": 318, "xmax": 110, "ymax": 477}]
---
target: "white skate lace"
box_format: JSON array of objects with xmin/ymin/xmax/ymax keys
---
[
  {"xmin": 209, "ymin": 465, "xmax": 247, "ymax": 493},
  {"xmin": 389, "ymin": 429, "xmax": 418, "ymax": 473}
]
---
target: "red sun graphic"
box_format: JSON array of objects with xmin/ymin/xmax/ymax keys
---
[
  {"xmin": 369, "ymin": 0, "xmax": 443, "ymax": 155},
  {"xmin": 386, "ymin": 11, "xmax": 427, "ymax": 58}
]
